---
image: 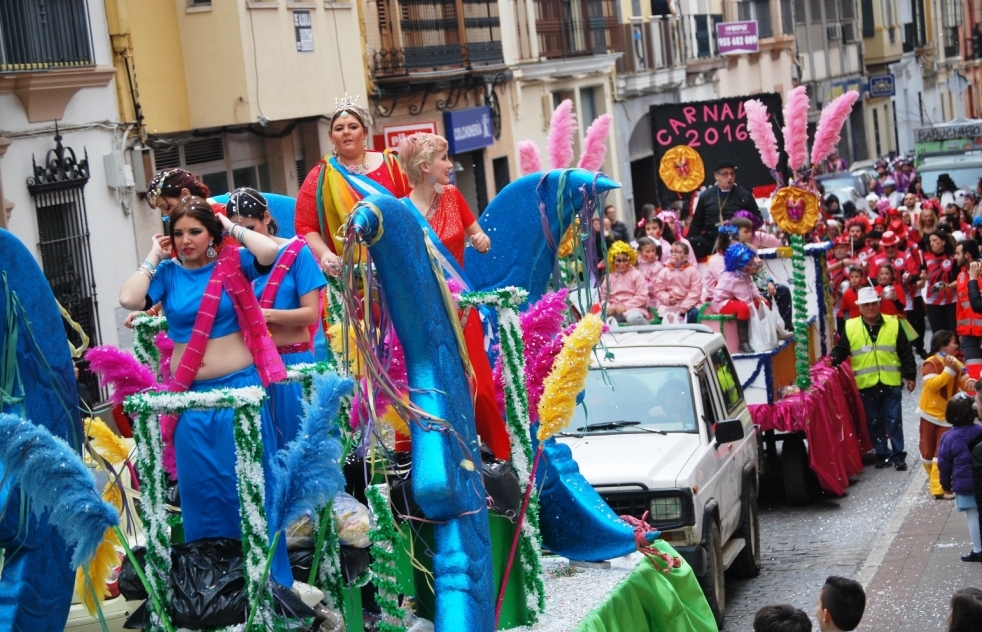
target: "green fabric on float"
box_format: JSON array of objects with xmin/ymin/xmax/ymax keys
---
[{"xmin": 574, "ymin": 541, "xmax": 719, "ymax": 632}]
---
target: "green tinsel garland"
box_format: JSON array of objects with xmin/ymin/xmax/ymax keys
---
[
  {"xmin": 131, "ymin": 314, "xmax": 168, "ymax": 376},
  {"xmin": 790, "ymin": 235, "xmax": 812, "ymax": 389},
  {"xmin": 366, "ymin": 484, "xmax": 406, "ymax": 632},
  {"xmin": 459, "ymin": 287, "xmax": 546, "ymax": 618},
  {"xmin": 125, "ymin": 387, "xmax": 277, "ymax": 624}
]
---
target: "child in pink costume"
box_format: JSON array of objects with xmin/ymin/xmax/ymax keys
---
[
  {"xmin": 654, "ymin": 241, "xmax": 703, "ymax": 322},
  {"xmin": 712, "ymin": 242, "xmax": 763, "ymax": 353},
  {"xmin": 600, "ymin": 241, "xmax": 651, "ymax": 326},
  {"xmin": 635, "ymin": 237, "xmax": 663, "ymax": 307},
  {"xmin": 658, "ymin": 209, "xmax": 698, "ymax": 266}
]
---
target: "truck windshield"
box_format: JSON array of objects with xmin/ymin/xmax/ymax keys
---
[
  {"xmin": 570, "ymin": 366, "xmax": 698, "ymax": 434},
  {"xmin": 918, "ymin": 166, "xmax": 982, "ymax": 196}
]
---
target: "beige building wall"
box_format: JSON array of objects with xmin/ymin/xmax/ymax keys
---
[
  {"xmin": 509, "ymin": 73, "xmax": 625, "ymax": 215},
  {"xmin": 105, "ymin": 0, "xmax": 191, "ymax": 134},
  {"xmin": 715, "ymin": 48, "xmax": 794, "ymax": 98},
  {"xmin": 173, "ymin": 2, "xmax": 366, "ymax": 130}
]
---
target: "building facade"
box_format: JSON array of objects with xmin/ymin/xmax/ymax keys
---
[{"xmin": 0, "ymin": 0, "xmax": 133, "ymax": 363}]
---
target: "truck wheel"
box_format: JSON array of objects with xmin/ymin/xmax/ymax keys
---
[
  {"xmin": 697, "ymin": 520, "xmax": 726, "ymax": 628},
  {"xmin": 729, "ymin": 486, "xmax": 761, "ymax": 579},
  {"xmin": 782, "ymin": 435, "xmax": 813, "ymax": 506}
]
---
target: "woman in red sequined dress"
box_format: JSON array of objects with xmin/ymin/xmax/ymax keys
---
[{"xmin": 397, "ymin": 133, "xmax": 510, "ymax": 458}]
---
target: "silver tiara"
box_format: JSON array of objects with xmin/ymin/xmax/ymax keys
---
[{"xmin": 334, "ymin": 94, "xmax": 363, "ymax": 118}]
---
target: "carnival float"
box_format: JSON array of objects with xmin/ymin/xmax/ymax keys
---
[{"xmin": 0, "ymin": 89, "xmax": 868, "ymax": 632}]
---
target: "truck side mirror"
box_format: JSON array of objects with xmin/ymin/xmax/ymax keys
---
[{"xmin": 714, "ymin": 418, "xmax": 744, "ymax": 447}]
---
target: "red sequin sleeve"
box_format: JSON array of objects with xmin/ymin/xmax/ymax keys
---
[{"xmin": 295, "ymin": 163, "xmax": 324, "ymax": 240}]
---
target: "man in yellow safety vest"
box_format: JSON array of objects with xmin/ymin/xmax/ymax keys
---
[{"xmin": 828, "ymin": 287, "xmax": 918, "ymax": 471}]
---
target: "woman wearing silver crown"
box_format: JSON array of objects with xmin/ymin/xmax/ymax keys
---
[{"xmin": 294, "ymin": 95, "xmax": 411, "ymax": 273}]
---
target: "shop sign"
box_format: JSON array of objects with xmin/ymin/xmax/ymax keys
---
[
  {"xmin": 867, "ymin": 74, "xmax": 895, "ymax": 98},
  {"xmin": 382, "ymin": 122, "xmax": 439, "ymax": 149},
  {"xmin": 444, "ymin": 106, "xmax": 494, "ymax": 154},
  {"xmin": 716, "ymin": 21, "xmax": 759, "ymax": 55}
]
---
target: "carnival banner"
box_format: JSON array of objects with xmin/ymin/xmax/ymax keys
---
[{"xmin": 650, "ymin": 93, "xmax": 786, "ymax": 199}]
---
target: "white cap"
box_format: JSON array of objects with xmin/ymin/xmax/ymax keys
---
[
  {"xmin": 856, "ymin": 287, "xmax": 880, "ymax": 305},
  {"xmin": 866, "ymin": 193, "xmax": 880, "ymax": 205}
]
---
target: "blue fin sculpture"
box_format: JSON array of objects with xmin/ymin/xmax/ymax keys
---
[
  {"xmin": 464, "ymin": 169, "xmax": 619, "ymax": 304},
  {"xmin": 464, "ymin": 170, "xmax": 637, "ymax": 563},
  {"xmin": 349, "ymin": 197, "xmax": 495, "ymax": 632},
  {"xmin": 0, "ymin": 229, "xmax": 83, "ymax": 631}
]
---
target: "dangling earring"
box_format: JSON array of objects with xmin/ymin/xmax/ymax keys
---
[
  {"xmin": 206, "ymin": 241, "xmax": 217, "ymax": 259},
  {"xmin": 178, "ymin": 253, "xmax": 185, "ymax": 263},
  {"xmin": 428, "ymin": 174, "xmax": 436, "ymax": 185}
]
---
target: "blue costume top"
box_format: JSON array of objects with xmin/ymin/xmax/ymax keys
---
[
  {"xmin": 248, "ymin": 238, "xmax": 326, "ymax": 308},
  {"xmin": 147, "ymin": 249, "xmax": 266, "ymax": 343}
]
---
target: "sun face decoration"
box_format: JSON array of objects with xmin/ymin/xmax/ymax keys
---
[
  {"xmin": 659, "ymin": 145, "xmax": 705, "ymax": 193},
  {"xmin": 770, "ymin": 186, "xmax": 820, "ymax": 235}
]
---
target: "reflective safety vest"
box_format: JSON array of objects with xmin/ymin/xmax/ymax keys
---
[
  {"xmin": 846, "ymin": 315, "xmax": 902, "ymax": 389},
  {"xmin": 956, "ymin": 271, "xmax": 982, "ymax": 336}
]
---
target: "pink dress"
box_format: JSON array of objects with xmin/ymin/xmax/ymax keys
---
[
  {"xmin": 636, "ymin": 259, "xmax": 664, "ymax": 306},
  {"xmin": 653, "ymin": 264, "xmax": 703, "ymax": 319},
  {"xmin": 703, "ymin": 254, "xmax": 726, "ymax": 301},
  {"xmin": 711, "ymin": 270, "xmax": 761, "ymax": 314},
  {"xmin": 600, "ymin": 268, "xmax": 650, "ymax": 311}
]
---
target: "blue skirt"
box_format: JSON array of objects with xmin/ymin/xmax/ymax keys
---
[
  {"xmin": 269, "ymin": 350, "xmax": 315, "ymax": 450},
  {"xmin": 956, "ymin": 493, "xmax": 978, "ymax": 512},
  {"xmin": 175, "ymin": 366, "xmax": 293, "ymax": 587}
]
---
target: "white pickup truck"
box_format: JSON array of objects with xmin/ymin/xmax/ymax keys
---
[{"xmin": 557, "ymin": 324, "xmax": 760, "ymax": 628}]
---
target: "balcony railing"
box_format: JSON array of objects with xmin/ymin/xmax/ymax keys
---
[
  {"xmin": 534, "ymin": 0, "xmax": 623, "ymax": 60},
  {"xmin": 372, "ymin": 0, "xmax": 502, "ymax": 79},
  {"xmin": 0, "ymin": 0, "xmax": 94, "ymax": 72},
  {"xmin": 682, "ymin": 13, "xmax": 722, "ymax": 59},
  {"xmin": 616, "ymin": 17, "xmax": 685, "ymax": 74}
]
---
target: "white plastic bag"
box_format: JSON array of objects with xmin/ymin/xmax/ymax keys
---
[
  {"xmin": 334, "ymin": 492, "xmax": 371, "ymax": 548},
  {"xmin": 662, "ymin": 311, "xmax": 680, "ymax": 325},
  {"xmin": 748, "ymin": 302, "xmax": 779, "ymax": 352}
]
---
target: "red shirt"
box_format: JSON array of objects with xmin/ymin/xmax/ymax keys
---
[
  {"xmin": 838, "ymin": 286, "xmax": 861, "ymax": 319},
  {"xmin": 294, "ymin": 157, "xmax": 411, "ymax": 251},
  {"xmin": 875, "ymin": 283, "xmax": 906, "ymax": 316}
]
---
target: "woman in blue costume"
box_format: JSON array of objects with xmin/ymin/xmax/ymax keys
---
[
  {"xmin": 118, "ymin": 197, "xmax": 294, "ymax": 587},
  {"xmin": 226, "ymin": 187, "xmax": 327, "ymax": 449}
]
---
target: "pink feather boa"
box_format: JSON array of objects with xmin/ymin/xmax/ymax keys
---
[
  {"xmin": 810, "ymin": 91, "xmax": 860, "ymax": 166},
  {"xmin": 744, "ymin": 99, "xmax": 779, "ymax": 170},
  {"xmin": 782, "ymin": 86, "xmax": 810, "ymax": 172},
  {"xmin": 518, "ymin": 141, "xmax": 542, "ymax": 176},
  {"xmin": 548, "ymin": 99, "xmax": 577, "ymax": 169},
  {"xmin": 577, "ymin": 114, "xmax": 613, "ymax": 172}
]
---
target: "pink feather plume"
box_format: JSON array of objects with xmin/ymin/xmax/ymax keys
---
[
  {"xmin": 518, "ymin": 141, "xmax": 542, "ymax": 176},
  {"xmin": 85, "ymin": 346, "xmax": 159, "ymax": 406},
  {"xmin": 577, "ymin": 114, "xmax": 613, "ymax": 171},
  {"xmin": 548, "ymin": 99, "xmax": 577, "ymax": 169},
  {"xmin": 810, "ymin": 91, "xmax": 860, "ymax": 167},
  {"xmin": 744, "ymin": 100, "xmax": 779, "ymax": 171},
  {"xmin": 782, "ymin": 86, "xmax": 810, "ymax": 172},
  {"xmin": 492, "ymin": 290, "xmax": 569, "ymax": 413}
]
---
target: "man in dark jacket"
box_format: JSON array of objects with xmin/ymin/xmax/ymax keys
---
[{"xmin": 688, "ymin": 160, "xmax": 762, "ymax": 259}]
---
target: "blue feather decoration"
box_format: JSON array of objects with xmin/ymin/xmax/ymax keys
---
[
  {"xmin": 268, "ymin": 373, "xmax": 354, "ymax": 533},
  {"xmin": 0, "ymin": 413, "xmax": 119, "ymax": 568}
]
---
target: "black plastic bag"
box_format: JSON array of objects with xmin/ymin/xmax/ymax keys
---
[
  {"xmin": 124, "ymin": 584, "xmax": 315, "ymax": 630},
  {"xmin": 170, "ymin": 538, "xmax": 246, "ymax": 628},
  {"xmin": 481, "ymin": 446, "xmax": 521, "ymax": 518},
  {"xmin": 118, "ymin": 546, "xmax": 148, "ymax": 601},
  {"xmin": 388, "ymin": 446, "xmax": 522, "ymax": 520},
  {"xmin": 289, "ymin": 545, "xmax": 371, "ymax": 585}
]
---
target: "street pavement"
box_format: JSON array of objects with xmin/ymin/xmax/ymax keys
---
[{"xmin": 721, "ymin": 379, "xmax": 982, "ymax": 631}]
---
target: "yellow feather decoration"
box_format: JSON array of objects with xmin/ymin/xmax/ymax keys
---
[
  {"xmin": 102, "ymin": 480, "xmax": 122, "ymax": 511},
  {"xmin": 84, "ymin": 418, "xmax": 130, "ymax": 466},
  {"xmin": 328, "ymin": 323, "xmax": 364, "ymax": 376},
  {"xmin": 557, "ymin": 218, "xmax": 580, "ymax": 259},
  {"xmin": 536, "ymin": 314, "xmax": 604, "ymax": 442},
  {"xmin": 74, "ymin": 528, "xmax": 121, "ymax": 615},
  {"xmin": 380, "ymin": 396, "xmax": 411, "ymax": 436}
]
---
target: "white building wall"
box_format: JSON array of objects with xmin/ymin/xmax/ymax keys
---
[
  {"xmin": 0, "ymin": 0, "xmax": 138, "ymax": 349},
  {"xmin": 891, "ymin": 54, "xmax": 944, "ymax": 154}
]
